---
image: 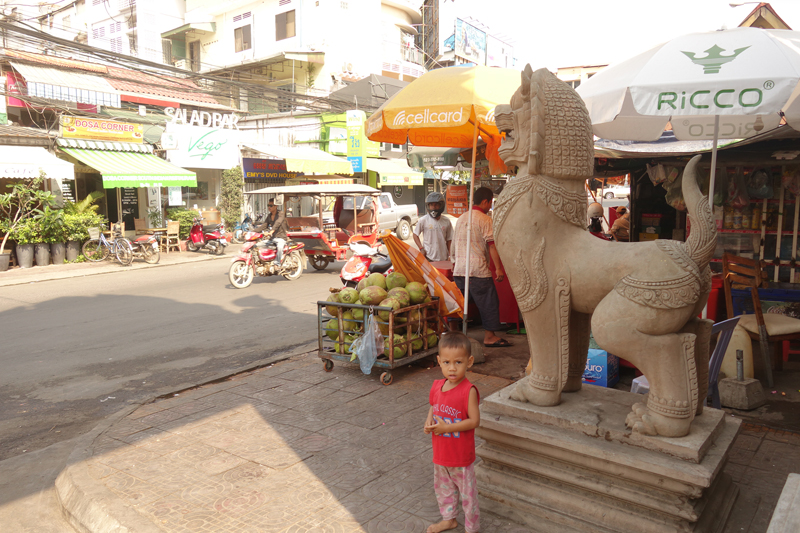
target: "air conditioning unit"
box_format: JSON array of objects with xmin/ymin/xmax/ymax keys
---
[{"xmin": 174, "ymin": 59, "xmax": 188, "ymax": 70}]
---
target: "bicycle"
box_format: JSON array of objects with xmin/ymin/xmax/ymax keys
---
[{"xmin": 81, "ymin": 223, "xmax": 134, "ymax": 266}]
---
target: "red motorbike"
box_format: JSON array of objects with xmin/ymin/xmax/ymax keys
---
[
  {"xmin": 187, "ymin": 217, "xmax": 228, "ymax": 255},
  {"xmin": 340, "ymin": 242, "xmax": 392, "ymax": 287},
  {"xmin": 228, "ymin": 230, "xmax": 306, "ymax": 288}
]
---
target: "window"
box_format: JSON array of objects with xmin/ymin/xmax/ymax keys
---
[
  {"xmin": 276, "ymin": 10, "xmax": 295, "ymax": 41},
  {"xmin": 189, "ymin": 41, "xmax": 201, "ymax": 72},
  {"xmin": 234, "ymin": 25, "xmax": 251, "ymax": 52}
]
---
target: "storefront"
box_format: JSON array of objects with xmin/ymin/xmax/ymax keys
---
[
  {"xmin": 365, "ymin": 157, "xmax": 424, "ymax": 210},
  {"xmin": 0, "ymin": 144, "xmax": 75, "ymax": 200}
]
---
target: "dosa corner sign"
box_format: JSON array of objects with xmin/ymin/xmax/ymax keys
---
[{"xmin": 165, "ymin": 108, "xmax": 240, "ymax": 130}]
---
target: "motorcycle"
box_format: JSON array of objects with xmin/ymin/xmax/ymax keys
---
[
  {"xmin": 340, "ymin": 242, "xmax": 392, "ymax": 287},
  {"xmin": 130, "ymin": 233, "xmax": 160, "ymax": 264},
  {"xmin": 228, "ymin": 230, "xmax": 306, "ymax": 288},
  {"xmin": 187, "ymin": 217, "xmax": 228, "ymax": 255},
  {"xmin": 231, "ymin": 213, "xmax": 257, "ymax": 244}
]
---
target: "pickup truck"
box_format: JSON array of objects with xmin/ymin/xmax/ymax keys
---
[{"xmin": 343, "ymin": 192, "xmax": 419, "ymax": 240}]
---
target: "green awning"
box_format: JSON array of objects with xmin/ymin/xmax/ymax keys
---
[
  {"xmin": 161, "ymin": 22, "xmax": 216, "ymax": 39},
  {"xmin": 61, "ymin": 148, "xmax": 196, "ymax": 188}
]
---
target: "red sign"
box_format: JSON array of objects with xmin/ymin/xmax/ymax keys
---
[{"xmin": 446, "ymin": 185, "xmax": 469, "ymax": 218}]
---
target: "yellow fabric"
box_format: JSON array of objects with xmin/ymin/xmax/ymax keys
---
[
  {"xmin": 737, "ymin": 313, "xmax": 800, "ymax": 337},
  {"xmin": 382, "ymin": 231, "xmax": 464, "ymax": 318},
  {"xmin": 365, "ymin": 66, "xmax": 521, "ymax": 175}
]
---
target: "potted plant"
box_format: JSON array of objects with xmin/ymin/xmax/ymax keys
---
[
  {"xmin": 147, "ymin": 207, "xmax": 163, "ymax": 228},
  {"xmin": 42, "ymin": 206, "xmax": 66, "ymax": 264},
  {"xmin": 0, "ymin": 219, "xmax": 9, "ymax": 271},
  {"xmin": 63, "ymin": 192, "xmax": 104, "ymax": 261},
  {"xmin": 0, "ymin": 176, "xmax": 54, "ymax": 270},
  {"xmin": 11, "ymin": 218, "xmax": 38, "ymax": 268}
]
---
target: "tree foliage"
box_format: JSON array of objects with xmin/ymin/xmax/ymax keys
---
[{"xmin": 219, "ymin": 166, "xmax": 244, "ymax": 227}]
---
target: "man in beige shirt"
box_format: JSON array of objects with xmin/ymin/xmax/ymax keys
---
[{"xmin": 451, "ymin": 187, "xmax": 511, "ymax": 348}]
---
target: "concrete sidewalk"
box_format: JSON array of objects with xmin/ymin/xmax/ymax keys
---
[
  {"xmin": 0, "ymin": 244, "xmax": 242, "ymax": 288},
  {"xmin": 54, "ymin": 350, "xmax": 800, "ymax": 533}
]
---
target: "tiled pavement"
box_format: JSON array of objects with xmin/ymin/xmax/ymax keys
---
[{"xmin": 57, "ymin": 351, "xmax": 800, "ymax": 533}]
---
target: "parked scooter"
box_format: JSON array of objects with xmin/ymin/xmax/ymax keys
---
[
  {"xmin": 340, "ymin": 242, "xmax": 392, "ymax": 287},
  {"xmin": 130, "ymin": 233, "xmax": 160, "ymax": 264},
  {"xmin": 231, "ymin": 213, "xmax": 255, "ymax": 244},
  {"xmin": 187, "ymin": 217, "xmax": 228, "ymax": 255},
  {"xmin": 228, "ymin": 230, "xmax": 306, "ymax": 288}
]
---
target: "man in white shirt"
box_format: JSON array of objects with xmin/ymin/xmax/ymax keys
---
[
  {"xmin": 451, "ymin": 187, "xmax": 511, "ymax": 348},
  {"xmin": 413, "ymin": 192, "xmax": 453, "ymax": 262}
]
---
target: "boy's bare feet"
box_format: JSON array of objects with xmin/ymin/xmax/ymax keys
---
[{"xmin": 427, "ymin": 518, "xmax": 458, "ymax": 533}]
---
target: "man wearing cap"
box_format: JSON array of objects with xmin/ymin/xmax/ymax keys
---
[
  {"xmin": 413, "ymin": 191, "xmax": 453, "ymax": 263},
  {"xmin": 256, "ymin": 200, "xmax": 290, "ymax": 265}
]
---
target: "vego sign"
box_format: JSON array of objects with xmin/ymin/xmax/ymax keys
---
[{"xmin": 164, "ymin": 123, "xmax": 240, "ymax": 170}]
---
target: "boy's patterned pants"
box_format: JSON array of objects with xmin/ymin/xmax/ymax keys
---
[{"xmin": 433, "ymin": 464, "xmax": 480, "ymax": 533}]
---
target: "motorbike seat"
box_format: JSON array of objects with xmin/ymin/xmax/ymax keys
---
[
  {"xmin": 203, "ymin": 224, "xmax": 221, "ymax": 232},
  {"xmin": 368, "ymin": 255, "xmax": 392, "ymax": 274}
]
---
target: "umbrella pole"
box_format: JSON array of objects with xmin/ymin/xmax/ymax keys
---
[
  {"xmin": 708, "ymin": 115, "xmax": 720, "ymax": 215},
  {"xmin": 462, "ymin": 120, "xmax": 480, "ymax": 335}
]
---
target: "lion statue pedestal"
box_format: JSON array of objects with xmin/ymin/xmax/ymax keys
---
[{"xmin": 474, "ymin": 65, "xmax": 739, "ymax": 532}]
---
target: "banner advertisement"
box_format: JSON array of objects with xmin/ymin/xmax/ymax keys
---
[
  {"xmin": 347, "ymin": 110, "xmax": 366, "ymax": 172},
  {"xmin": 242, "ymin": 157, "xmax": 304, "ymax": 182},
  {"xmin": 446, "ymin": 184, "xmax": 469, "ymax": 217},
  {"xmin": 60, "ymin": 116, "xmax": 144, "ymax": 143},
  {"xmin": 164, "ymin": 123, "xmax": 240, "ymax": 169},
  {"xmin": 455, "ymin": 18, "xmax": 487, "ymax": 65}
]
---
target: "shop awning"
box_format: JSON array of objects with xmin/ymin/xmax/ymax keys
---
[
  {"xmin": 406, "ymin": 147, "xmax": 463, "ymax": 169},
  {"xmin": 0, "ymin": 146, "xmax": 74, "ymax": 181},
  {"xmin": 60, "ymin": 147, "xmax": 196, "ymax": 188},
  {"xmin": 247, "ymin": 184, "xmax": 380, "ymax": 195},
  {"xmin": 242, "ymin": 143, "xmax": 354, "ymax": 175},
  {"xmin": 10, "ymin": 62, "xmax": 121, "ymax": 108},
  {"xmin": 365, "ymin": 157, "xmax": 423, "ymax": 185},
  {"xmin": 160, "ymin": 22, "xmax": 216, "ymax": 39}
]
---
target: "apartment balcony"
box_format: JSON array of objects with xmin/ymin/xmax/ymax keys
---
[{"xmin": 381, "ymin": 41, "xmax": 425, "ymax": 80}]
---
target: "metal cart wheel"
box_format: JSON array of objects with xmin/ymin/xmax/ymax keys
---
[
  {"xmin": 380, "ymin": 372, "xmax": 393, "ymax": 386},
  {"xmin": 323, "ymin": 359, "xmax": 334, "ymax": 372}
]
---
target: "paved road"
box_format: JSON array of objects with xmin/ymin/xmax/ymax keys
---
[{"xmin": 0, "ymin": 258, "xmax": 345, "ymax": 462}]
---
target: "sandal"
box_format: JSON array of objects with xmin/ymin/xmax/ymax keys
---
[{"xmin": 485, "ymin": 338, "xmax": 512, "ymax": 348}]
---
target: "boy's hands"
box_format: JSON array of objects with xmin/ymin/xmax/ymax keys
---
[{"xmin": 424, "ymin": 415, "xmax": 449, "ymax": 435}]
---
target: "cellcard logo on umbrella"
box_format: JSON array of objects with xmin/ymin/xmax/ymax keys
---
[
  {"xmin": 681, "ymin": 44, "xmax": 750, "ymax": 74},
  {"xmin": 392, "ymin": 108, "xmax": 464, "ymax": 127}
]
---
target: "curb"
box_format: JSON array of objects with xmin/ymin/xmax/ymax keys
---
[
  {"xmin": 54, "ymin": 342, "xmax": 316, "ymax": 533},
  {"xmin": 0, "ymin": 249, "xmax": 237, "ymax": 289}
]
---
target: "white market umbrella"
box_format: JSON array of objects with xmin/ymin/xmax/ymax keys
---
[{"xmin": 577, "ymin": 27, "xmax": 800, "ymax": 199}]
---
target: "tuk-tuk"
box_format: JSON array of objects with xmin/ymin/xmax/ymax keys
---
[{"xmin": 245, "ymin": 183, "xmax": 381, "ymax": 270}]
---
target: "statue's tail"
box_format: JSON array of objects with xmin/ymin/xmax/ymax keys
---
[{"xmin": 683, "ymin": 155, "xmax": 716, "ymax": 269}]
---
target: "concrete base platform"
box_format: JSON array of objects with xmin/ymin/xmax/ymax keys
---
[{"xmin": 476, "ymin": 385, "xmax": 741, "ymax": 533}]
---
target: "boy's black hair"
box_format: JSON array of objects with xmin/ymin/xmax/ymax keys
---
[
  {"xmin": 473, "ymin": 186, "xmax": 493, "ymax": 206},
  {"xmin": 439, "ymin": 331, "xmax": 472, "ymax": 357}
]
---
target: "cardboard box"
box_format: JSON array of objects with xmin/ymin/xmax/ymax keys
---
[
  {"xmin": 582, "ymin": 349, "xmax": 620, "ymax": 388},
  {"xmin": 639, "ymin": 233, "xmax": 659, "ymax": 241}
]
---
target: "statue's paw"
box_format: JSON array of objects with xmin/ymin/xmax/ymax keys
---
[
  {"xmin": 509, "ymin": 382, "xmax": 525, "ymax": 402},
  {"xmin": 508, "ymin": 378, "xmax": 561, "ymax": 406},
  {"xmin": 625, "ymin": 403, "xmax": 657, "ymax": 435}
]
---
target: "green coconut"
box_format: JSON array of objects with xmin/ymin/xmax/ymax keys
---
[
  {"xmin": 324, "ymin": 319, "xmax": 341, "ymax": 341},
  {"xmin": 356, "ymin": 278, "xmax": 369, "ymax": 292},
  {"xmin": 378, "ymin": 298, "xmax": 401, "ymax": 321},
  {"xmin": 365, "ymin": 272, "xmax": 387, "ymax": 290},
  {"xmin": 426, "ymin": 327, "xmax": 439, "ymax": 348},
  {"xmin": 408, "ymin": 332, "xmax": 424, "ymax": 352},
  {"xmin": 384, "ymin": 334, "xmax": 407, "ymax": 359},
  {"xmin": 359, "ymin": 285, "xmax": 387, "ymax": 306},
  {"xmin": 406, "ymin": 282, "xmax": 428, "ymax": 304},
  {"xmin": 342, "ymin": 310, "xmax": 357, "ymax": 332},
  {"xmin": 325, "ymin": 293, "xmax": 341, "ymax": 316},
  {"xmin": 385, "ymin": 272, "xmax": 408, "ymax": 290},
  {"xmin": 339, "ymin": 287, "xmax": 360, "ymax": 304},
  {"xmin": 387, "ymin": 287, "xmax": 411, "ymax": 308},
  {"xmin": 351, "ymin": 302, "xmax": 365, "ymax": 320}
]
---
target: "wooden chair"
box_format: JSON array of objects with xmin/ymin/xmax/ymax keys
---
[
  {"xmin": 162, "ymin": 221, "xmax": 181, "ymax": 253},
  {"xmin": 722, "ymin": 253, "xmax": 800, "ymax": 387},
  {"xmin": 707, "ymin": 317, "xmax": 740, "ymax": 409},
  {"xmin": 134, "ymin": 218, "xmax": 147, "ymax": 234}
]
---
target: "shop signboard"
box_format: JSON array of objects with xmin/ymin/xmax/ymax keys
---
[
  {"xmin": 380, "ymin": 174, "xmax": 423, "ymax": 186},
  {"xmin": 164, "ymin": 123, "xmax": 240, "ymax": 170},
  {"xmin": 242, "ymin": 157, "xmax": 304, "ymax": 182},
  {"xmin": 60, "ymin": 116, "xmax": 144, "ymax": 143},
  {"xmin": 121, "ymin": 187, "xmax": 138, "ymax": 229},
  {"xmin": 446, "ymin": 184, "xmax": 469, "ymax": 217},
  {"xmin": 168, "ymin": 186, "xmax": 182, "ymax": 206},
  {"xmin": 455, "ymin": 18, "xmax": 487, "ymax": 66},
  {"xmin": 328, "ymin": 127, "xmax": 347, "ymax": 155},
  {"xmin": 347, "ymin": 110, "xmax": 366, "ymax": 172}
]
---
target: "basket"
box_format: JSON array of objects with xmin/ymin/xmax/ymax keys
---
[{"xmin": 88, "ymin": 227, "xmax": 101, "ymax": 240}]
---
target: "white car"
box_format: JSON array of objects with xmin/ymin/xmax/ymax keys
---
[{"xmin": 603, "ymin": 186, "xmax": 630, "ymax": 199}]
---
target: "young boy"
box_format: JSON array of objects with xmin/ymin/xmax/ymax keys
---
[{"xmin": 424, "ymin": 332, "xmax": 481, "ymax": 533}]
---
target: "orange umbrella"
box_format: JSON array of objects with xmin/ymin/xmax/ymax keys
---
[
  {"xmin": 367, "ymin": 66, "xmax": 520, "ymax": 334},
  {"xmin": 382, "ymin": 232, "xmax": 463, "ymax": 319}
]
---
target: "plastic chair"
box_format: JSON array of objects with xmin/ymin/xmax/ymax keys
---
[
  {"xmin": 162, "ymin": 221, "xmax": 181, "ymax": 253},
  {"xmin": 707, "ymin": 317, "xmax": 740, "ymax": 409}
]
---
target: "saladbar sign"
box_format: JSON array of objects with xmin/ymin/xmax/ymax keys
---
[{"xmin": 163, "ymin": 108, "xmax": 241, "ymax": 169}]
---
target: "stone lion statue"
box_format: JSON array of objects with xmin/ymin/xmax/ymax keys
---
[{"xmin": 492, "ymin": 65, "xmax": 716, "ymax": 438}]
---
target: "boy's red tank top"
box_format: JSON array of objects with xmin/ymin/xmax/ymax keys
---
[{"xmin": 429, "ymin": 378, "xmax": 479, "ymax": 467}]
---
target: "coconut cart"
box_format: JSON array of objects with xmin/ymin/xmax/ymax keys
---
[{"xmin": 317, "ymin": 295, "xmax": 442, "ymax": 385}]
